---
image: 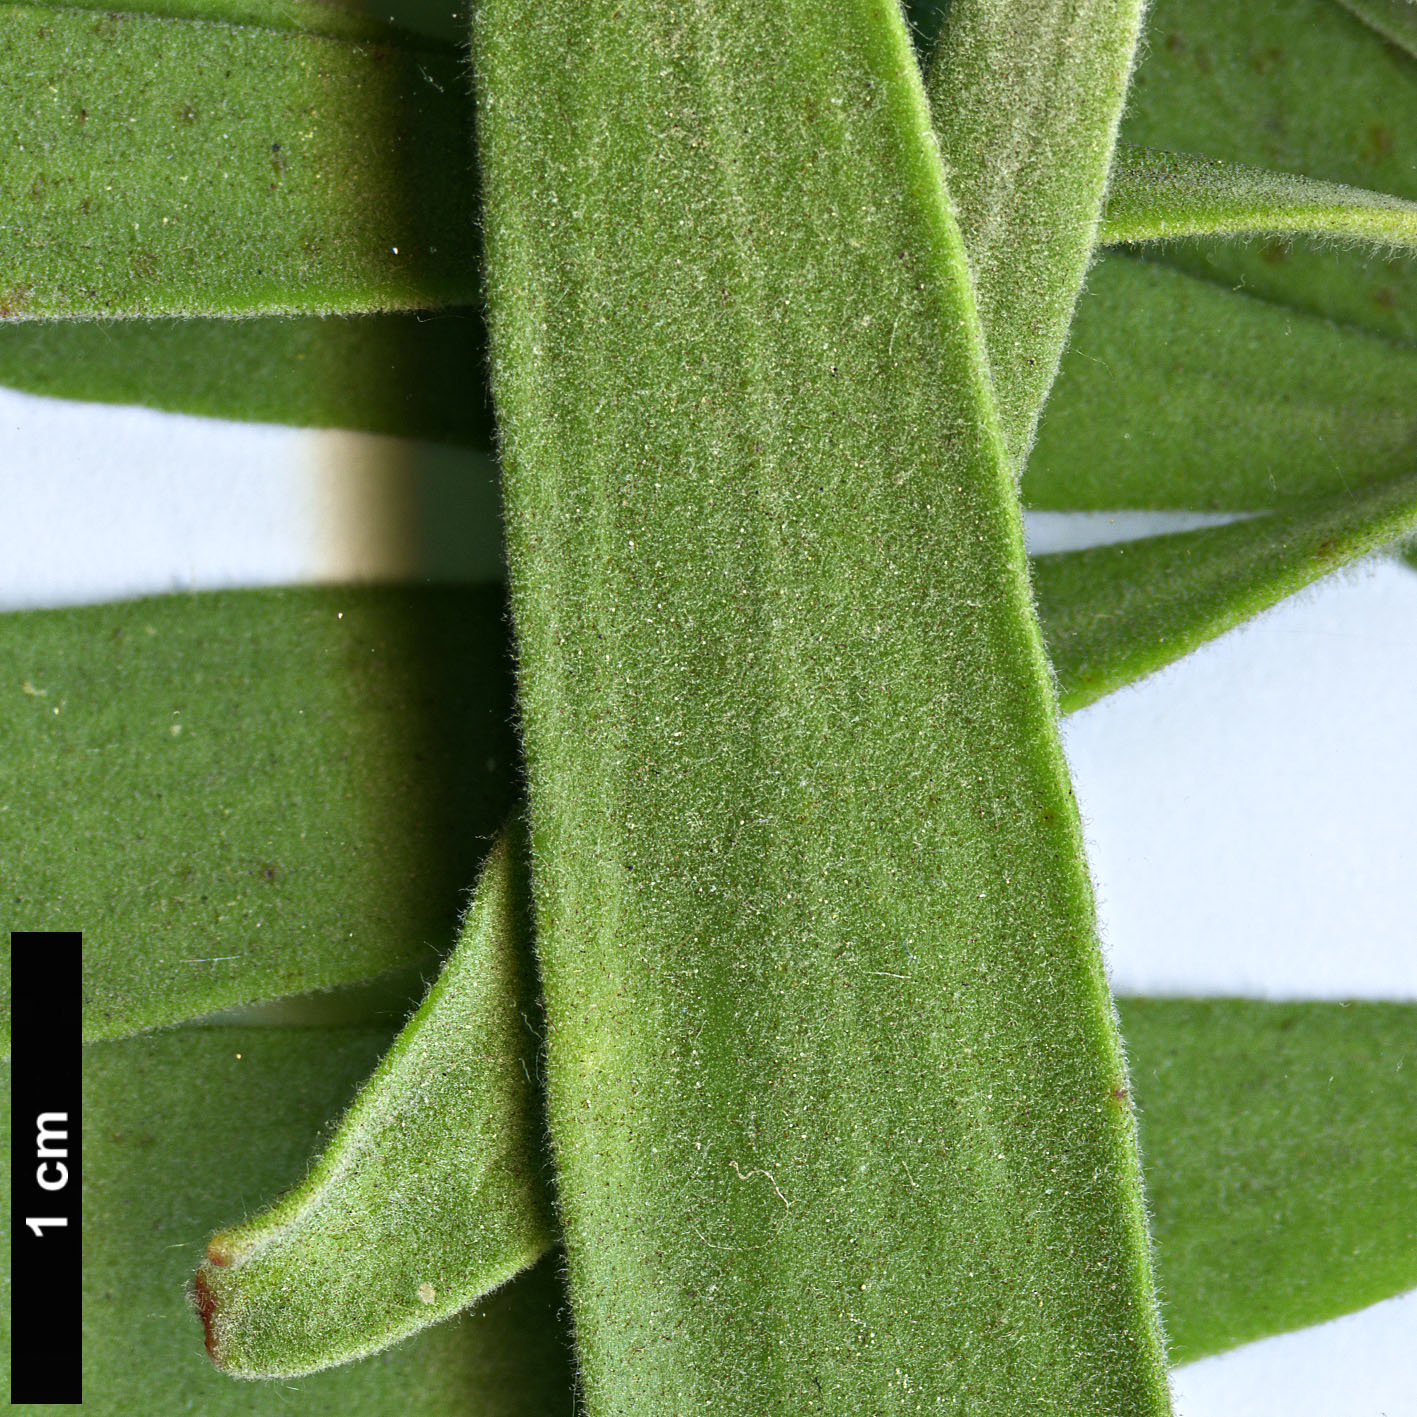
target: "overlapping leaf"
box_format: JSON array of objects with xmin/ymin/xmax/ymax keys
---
[
  {"xmin": 1103, "ymin": 145, "xmax": 1417, "ymax": 249},
  {"xmin": 925, "ymin": 0, "xmax": 1147, "ymax": 467},
  {"xmin": 193, "ymin": 830, "xmax": 554, "ymax": 1376},
  {"xmin": 476, "ymin": 1, "xmax": 1169, "ymax": 1411},
  {"xmin": 1035, "ymin": 471, "xmax": 1417, "ymax": 712},
  {"xmin": 0, "ymin": 1032, "xmax": 576, "ymax": 1415},
  {"xmin": 1119, "ymin": 0, "xmax": 1417, "ymax": 342}
]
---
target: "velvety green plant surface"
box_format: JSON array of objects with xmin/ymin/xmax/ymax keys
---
[
  {"xmin": 2, "ymin": 0, "xmax": 1415, "ymax": 1408},
  {"xmin": 1116, "ymin": 0, "xmax": 1417, "ymax": 342},
  {"xmin": 0, "ymin": 1037, "xmax": 578, "ymax": 1417},
  {"xmin": 193, "ymin": 829, "xmax": 554, "ymax": 1377},
  {"xmin": 477, "ymin": 0, "xmax": 1169, "ymax": 1410},
  {"xmin": 1120, "ymin": 1000, "xmax": 1417, "ymax": 1365},
  {"xmin": 925, "ymin": 0, "xmax": 1146, "ymax": 467},
  {"xmin": 0, "ymin": 1, "xmax": 476, "ymax": 316},
  {"xmin": 6, "ymin": 998, "xmax": 1412, "ymax": 1412},
  {"xmin": 1103, "ymin": 145, "xmax": 1417, "ymax": 248},
  {"xmin": 1, "ymin": 586, "xmax": 518, "ymax": 1049},
  {"xmin": 1034, "ymin": 470, "xmax": 1417, "ymax": 713}
]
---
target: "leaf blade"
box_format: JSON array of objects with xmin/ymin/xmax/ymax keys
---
[
  {"xmin": 0, "ymin": 1029, "xmax": 575, "ymax": 1413},
  {"xmin": 926, "ymin": 0, "xmax": 1148, "ymax": 466},
  {"xmin": 193, "ymin": 828, "xmax": 555, "ymax": 1377},
  {"xmin": 1025, "ymin": 252, "xmax": 1417, "ymax": 512},
  {"xmin": 1102, "ymin": 145, "xmax": 1417, "ymax": 251},
  {"xmin": 1120, "ymin": 997, "xmax": 1417, "ymax": 1364},
  {"xmin": 1033, "ymin": 470, "xmax": 1417, "ymax": 713},
  {"xmin": 0, "ymin": 3, "xmax": 478, "ymax": 317},
  {"xmin": 477, "ymin": 0, "xmax": 1170, "ymax": 1411},
  {"xmin": 0, "ymin": 585, "xmax": 517, "ymax": 1046}
]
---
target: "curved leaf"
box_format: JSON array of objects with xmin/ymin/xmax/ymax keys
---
[
  {"xmin": 1102, "ymin": 145, "xmax": 1417, "ymax": 251},
  {"xmin": 1122, "ymin": 0, "xmax": 1417, "ymax": 343},
  {"xmin": 477, "ymin": 0, "xmax": 1170, "ymax": 1411},
  {"xmin": 0, "ymin": 1029, "xmax": 575, "ymax": 1413},
  {"xmin": 1033, "ymin": 470, "xmax": 1417, "ymax": 713},
  {"xmin": 0, "ymin": 2, "xmax": 477, "ymax": 318},
  {"xmin": 193, "ymin": 828, "xmax": 555, "ymax": 1377},
  {"xmin": 927, "ymin": 0, "xmax": 1148, "ymax": 467}
]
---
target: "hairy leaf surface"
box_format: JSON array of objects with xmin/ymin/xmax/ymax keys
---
[
  {"xmin": 1034, "ymin": 471, "xmax": 1417, "ymax": 712},
  {"xmin": 477, "ymin": 0, "xmax": 1169, "ymax": 1411},
  {"xmin": 927, "ymin": 0, "xmax": 1147, "ymax": 466},
  {"xmin": 1122, "ymin": 0, "xmax": 1417, "ymax": 342},
  {"xmin": 1119, "ymin": 997, "xmax": 1417, "ymax": 1363},
  {"xmin": 0, "ymin": 3, "xmax": 477, "ymax": 317},
  {"xmin": 0, "ymin": 586, "xmax": 517, "ymax": 1046},
  {"xmin": 1027, "ymin": 253, "xmax": 1417, "ymax": 510},
  {"xmin": 193, "ymin": 831, "xmax": 554, "ymax": 1376},
  {"xmin": 0, "ymin": 1031, "xmax": 575, "ymax": 1414},
  {"xmin": 1102, "ymin": 146, "xmax": 1417, "ymax": 250}
]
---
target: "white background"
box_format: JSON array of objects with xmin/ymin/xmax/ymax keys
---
[{"xmin": 3, "ymin": 384, "xmax": 1414, "ymax": 1412}]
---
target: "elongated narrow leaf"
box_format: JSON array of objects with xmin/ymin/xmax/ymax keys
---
[
  {"xmin": 477, "ymin": 2, "xmax": 1170, "ymax": 1412},
  {"xmin": 0, "ymin": 585, "xmax": 517, "ymax": 1047},
  {"xmin": 1102, "ymin": 145, "xmax": 1417, "ymax": 250},
  {"xmin": 1033, "ymin": 471, "xmax": 1417, "ymax": 712},
  {"xmin": 0, "ymin": 1030, "xmax": 575, "ymax": 1414},
  {"xmin": 1118, "ymin": 998, "xmax": 1417, "ymax": 1364},
  {"xmin": 1332, "ymin": 0, "xmax": 1417, "ymax": 62},
  {"xmin": 0, "ymin": 3, "xmax": 477, "ymax": 317},
  {"xmin": 926, "ymin": 0, "xmax": 1147, "ymax": 466},
  {"xmin": 1122, "ymin": 0, "xmax": 1417, "ymax": 342},
  {"xmin": 3, "ymin": 0, "xmax": 409, "ymax": 40},
  {"xmin": 0, "ymin": 309, "xmax": 494, "ymax": 446},
  {"xmin": 1026, "ymin": 252, "xmax": 1417, "ymax": 511},
  {"xmin": 193, "ymin": 829, "xmax": 554, "ymax": 1376}
]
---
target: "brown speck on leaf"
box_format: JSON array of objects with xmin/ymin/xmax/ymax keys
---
[
  {"xmin": 1368, "ymin": 125, "xmax": 1394, "ymax": 160},
  {"xmin": 1261, "ymin": 240, "xmax": 1290, "ymax": 265},
  {"xmin": 1374, "ymin": 287, "xmax": 1398, "ymax": 311},
  {"xmin": 1248, "ymin": 46, "xmax": 1284, "ymax": 74},
  {"xmin": 0, "ymin": 284, "xmax": 34, "ymax": 319},
  {"xmin": 190, "ymin": 1270, "xmax": 221, "ymax": 1361}
]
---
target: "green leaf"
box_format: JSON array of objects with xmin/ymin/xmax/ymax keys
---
[
  {"xmin": 1026, "ymin": 252, "xmax": 1417, "ymax": 511},
  {"xmin": 15, "ymin": 0, "xmax": 411, "ymax": 42},
  {"xmin": 477, "ymin": 0, "xmax": 1169, "ymax": 1411},
  {"xmin": 0, "ymin": 585, "xmax": 518, "ymax": 1047},
  {"xmin": 926, "ymin": 0, "xmax": 1148, "ymax": 466},
  {"xmin": 1118, "ymin": 997, "xmax": 1417, "ymax": 1364},
  {"xmin": 193, "ymin": 828, "xmax": 555, "ymax": 1376},
  {"xmin": 1102, "ymin": 145, "xmax": 1417, "ymax": 250},
  {"xmin": 0, "ymin": 1029, "xmax": 576, "ymax": 1415},
  {"xmin": 1332, "ymin": 0, "xmax": 1417, "ymax": 62},
  {"xmin": 0, "ymin": 2, "xmax": 478, "ymax": 317},
  {"xmin": 1121, "ymin": 0, "xmax": 1417, "ymax": 343},
  {"xmin": 0, "ymin": 309, "xmax": 494, "ymax": 446},
  {"xmin": 1033, "ymin": 471, "xmax": 1417, "ymax": 713}
]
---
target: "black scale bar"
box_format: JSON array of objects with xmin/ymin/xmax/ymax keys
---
[{"xmin": 9, "ymin": 932, "xmax": 83, "ymax": 1405}]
